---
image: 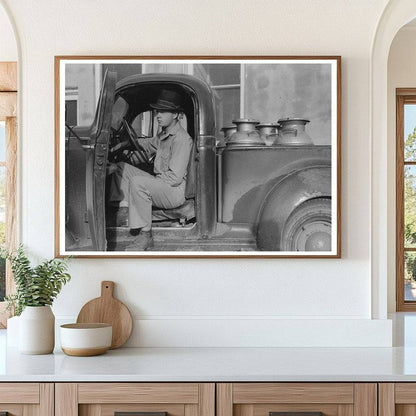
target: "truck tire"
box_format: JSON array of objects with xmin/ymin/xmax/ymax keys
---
[
  {"xmin": 257, "ymin": 166, "xmax": 331, "ymax": 251},
  {"xmin": 281, "ymin": 198, "xmax": 331, "ymax": 252}
]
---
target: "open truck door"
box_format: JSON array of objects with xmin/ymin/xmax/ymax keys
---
[
  {"xmin": 65, "ymin": 70, "xmax": 116, "ymax": 251},
  {"xmin": 86, "ymin": 70, "xmax": 116, "ymax": 250}
]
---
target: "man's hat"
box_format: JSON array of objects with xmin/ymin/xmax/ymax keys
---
[{"xmin": 150, "ymin": 90, "xmax": 184, "ymax": 112}]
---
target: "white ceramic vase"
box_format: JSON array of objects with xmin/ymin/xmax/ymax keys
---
[{"xmin": 19, "ymin": 305, "xmax": 55, "ymax": 354}]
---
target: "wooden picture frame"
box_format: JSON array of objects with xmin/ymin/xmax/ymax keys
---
[{"xmin": 55, "ymin": 56, "xmax": 341, "ymax": 258}]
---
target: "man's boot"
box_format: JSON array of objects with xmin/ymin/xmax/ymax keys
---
[{"xmin": 125, "ymin": 230, "xmax": 154, "ymax": 251}]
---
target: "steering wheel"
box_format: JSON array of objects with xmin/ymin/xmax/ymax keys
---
[{"xmin": 122, "ymin": 119, "xmax": 151, "ymax": 163}]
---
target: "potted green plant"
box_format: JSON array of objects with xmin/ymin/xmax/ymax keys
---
[{"xmin": 2, "ymin": 245, "xmax": 71, "ymax": 354}]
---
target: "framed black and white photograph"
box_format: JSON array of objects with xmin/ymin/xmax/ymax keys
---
[{"xmin": 55, "ymin": 56, "xmax": 341, "ymax": 258}]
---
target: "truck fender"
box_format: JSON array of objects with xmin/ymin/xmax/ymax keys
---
[{"xmin": 257, "ymin": 166, "xmax": 332, "ymax": 251}]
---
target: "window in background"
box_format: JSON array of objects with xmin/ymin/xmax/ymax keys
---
[
  {"xmin": 397, "ymin": 90, "xmax": 416, "ymax": 310},
  {"xmin": 65, "ymin": 99, "xmax": 78, "ymax": 127},
  {"xmin": 65, "ymin": 86, "xmax": 78, "ymax": 127},
  {"xmin": 101, "ymin": 63, "xmax": 142, "ymax": 83},
  {"xmin": 193, "ymin": 64, "xmax": 241, "ymax": 138},
  {"xmin": 0, "ymin": 121, "xmax": 4, "ymax": 301},
  {"xmin": 0, "ymin": 61, "xmax": 17, "ymax": 327}
]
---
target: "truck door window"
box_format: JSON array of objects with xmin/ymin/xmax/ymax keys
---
[
  {"xmin": 131, "ymin": 111, "xmax": 153, "ymax": 137},
  {"xmin": 111, "ymin": 96, "xmax": 128, "ymax": 131},
  {"xmin": 131, "ymin": 111, "xmax": 188, "ymax": 138}
]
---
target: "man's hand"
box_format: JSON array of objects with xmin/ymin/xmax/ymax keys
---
[
  {"xmin": 106, "ymin": 162, "xmax": 118, "ymax": 175},
  {"xmin": 128, "ymin": 150, "xmax": 143, "ymax": 166}
]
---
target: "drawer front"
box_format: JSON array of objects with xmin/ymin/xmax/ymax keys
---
[
  {"xmin": 379, "ymin": 383, "xmax": 416, "ymax": 416},
  {"xmin": 233, "ymin": 384, "xmax": 354, "ymax": 404},
  {"xmin": 78, "ymin": 383, "xmax": 200, "ymax": 404},
  {"xmin": 80, "ymin": 403, "xmax": 186, "ymax": 416},
  {"xmin": 56, "ymin": 383, "xmax": 215, "ymax": 416},
  {"xmin": 0, "ymin": 383, "xmax": 53, "ymax": 416},
  {"xmin": 0, "ymin": 383, "xmax": 39, "ymax": 404},
  {"xmin": 218, "ymin": 383, "xmax": 376, "ymax": 416}
]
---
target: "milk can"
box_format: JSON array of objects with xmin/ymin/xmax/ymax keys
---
[
  {"xmin": 256, "ymin": 123, "xmax": 279, "ymax": 146},
  {"xmin": 221, "ymin": 125, "xmax": 237, "ymax": 141},
  {"xmin": 276, "ymin": 118, "xmax": 313, "ymax": 145},
  {"xmin": 227, "ymin": 119, "xmax": 264, "ymax": 146}
]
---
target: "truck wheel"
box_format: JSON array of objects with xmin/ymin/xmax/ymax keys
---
[{"xmin": 281, "ymin": 198, "xmax": 331, "ymax": 252}]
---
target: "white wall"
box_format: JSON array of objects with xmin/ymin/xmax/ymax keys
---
[
  {"xmin": 0, "ymin": 0, "xmax": 394, "ymax": 346},
  {"xmin": 387, "ymin": 25, "xmax": 416, "ymax": 312},
  {"xmin": 0, "ymin": 4, "xmax": 17, "ymax": 61}
]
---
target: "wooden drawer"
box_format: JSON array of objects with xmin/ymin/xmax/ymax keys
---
[
  {"xmin": 56, "ymin": 383, "xmax": 215, "ymax": 416},
  {"xmin": 217, "ymin": 383, "xmax": 377, "ymax": 416},
  {"xmin": 379, "ymin": 383, "xmax": 416, "ymax": 416},
  {"xmin": 0, "ymin": 383, "xmax": 53, "ymax": 415}
]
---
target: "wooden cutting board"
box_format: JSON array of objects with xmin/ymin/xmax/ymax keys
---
[{"xmin": 76, "ymin": 281, "xmax": 133, "ymax": 349}]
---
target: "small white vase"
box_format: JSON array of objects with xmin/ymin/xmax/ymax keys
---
[{"xmin": 19, "ymin": 305, "xmax": 55, "ymax": 354}]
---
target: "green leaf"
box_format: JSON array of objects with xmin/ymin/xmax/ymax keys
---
[{"xmin": 4, "ymin": 245, "xmax": 71, "ymax": 315}]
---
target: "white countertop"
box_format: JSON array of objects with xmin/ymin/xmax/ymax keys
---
[{"xmin": 2, "ymin": 329, "xmax": 416, "ymax": 382}]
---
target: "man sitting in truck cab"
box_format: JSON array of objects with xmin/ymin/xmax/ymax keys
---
[{"xmin": 108, "ymin": 89, "xmax": 193, "ymax": 251}]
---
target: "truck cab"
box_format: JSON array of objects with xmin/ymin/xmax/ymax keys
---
[{"xmin": 65, "ymin": 71, "xmax": 332, "ymax": 253}]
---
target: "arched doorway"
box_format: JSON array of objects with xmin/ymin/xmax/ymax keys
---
[{"xmin": 371, "ymin": 0, "xmax": 416, "ymax": 319}]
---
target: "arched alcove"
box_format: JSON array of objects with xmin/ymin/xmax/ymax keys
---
[
  {"xmin": 371, "ymin": 0, "xmax": 416, "ymax": 319},
  {"xmin": 387, "ymin": 19, "xmax": 416, "ymax": 313}
]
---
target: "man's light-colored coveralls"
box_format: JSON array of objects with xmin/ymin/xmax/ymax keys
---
[{"xmin": 110, "ymin": 122, "xmax": 193, "ymax": 229}]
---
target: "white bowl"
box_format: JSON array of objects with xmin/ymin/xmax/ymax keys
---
[{"xmin": 60, "ymin": 323, "xmax": 112, "ymax": 356}]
